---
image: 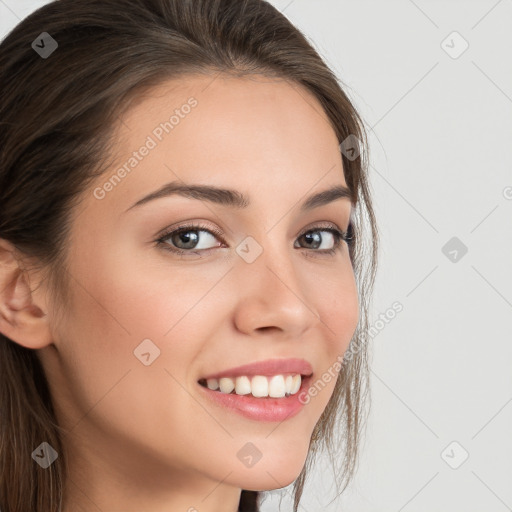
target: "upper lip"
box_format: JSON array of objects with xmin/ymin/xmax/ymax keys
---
[{"xmin": 199, "ymin": 358, "xmax": 314, "ymax": 381}]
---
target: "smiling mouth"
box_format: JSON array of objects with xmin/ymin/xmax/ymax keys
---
[{"xmin": 198, "ymin": 373, "xmax": 312, "ymax": 399}]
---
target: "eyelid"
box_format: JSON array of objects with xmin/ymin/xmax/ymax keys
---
[
  {"xmin": 296, "ymin": 220, "xmax": 346, "ymax": 237},
  {"xmin": 155, "ymin": 220, "xmax": 345, "ymax": 242},
  {"xmin": 155, "ymin": 221, "xmax": 226, "ymax": 244}
]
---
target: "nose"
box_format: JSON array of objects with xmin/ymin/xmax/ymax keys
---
[{"xmin": 231, "ymin": 241, "xmax": 320, "ymax": 339}]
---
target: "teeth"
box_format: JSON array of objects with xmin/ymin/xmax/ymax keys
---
[
  {"xmin": 219, "ymin": 377, "xmax": 235, "ymax": 394},
  {"xmin": 235, "ymin": 376, "xmax": 251, "ymax": 395},
  {"xmin": 285, "ymin": 375, "xmax": 293, "ymax": 394},
  {"xmin": 204, "ymin": 374, "xmax": 303, "ymax": 398},
  {"xmin": 268, "ymin": 375, "xmax": 286, "ymax": 398},
  {"xmin": 206, "ymin": 378, "xmax": 219, "ymax": 390},
  {"xmin": 291, "ymin": 374, "xmax": 301, "ymax": 394},
  {"xmin": 251, "ymin": 376, "xmax": 268, "ymax": 397}
]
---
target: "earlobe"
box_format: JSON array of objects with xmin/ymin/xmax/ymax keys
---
[{"xmin": 0, "ymin": 240, "xmax": 53, "ymax": 350}]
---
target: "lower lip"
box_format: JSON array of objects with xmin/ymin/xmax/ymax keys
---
[{"xmin": 197, "ymin": 376, "xmax": 312, "ymax": 422}]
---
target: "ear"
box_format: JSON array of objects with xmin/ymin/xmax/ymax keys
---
[{"xmin": 0, "ymin": 239, "xmax": 53, "ymax": 349}]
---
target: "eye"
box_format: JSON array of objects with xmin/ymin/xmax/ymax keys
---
[
  {"xmin": 294, "ymin": 224, "xmax": 352, "ymax": 256},
  {"xmin": 155, "ymin": 222, "xmax": 224, "ymax": 256},
  {"xmin": 155, "ymin": 221, "xmax": 353, "ymax": 257}
]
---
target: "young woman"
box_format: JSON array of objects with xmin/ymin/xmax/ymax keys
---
[{"xmin": 0, "ymin": 0, "xmax": 378, "ymax": 510}]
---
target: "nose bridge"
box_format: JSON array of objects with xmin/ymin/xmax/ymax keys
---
[{"xmin": 236, "ymin": 231, "xmax": 298, "ymax": 294}]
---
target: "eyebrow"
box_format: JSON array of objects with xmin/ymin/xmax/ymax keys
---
[{"xmin": 124, "ymin": 181, "xmax": 353, "ymax": 213}]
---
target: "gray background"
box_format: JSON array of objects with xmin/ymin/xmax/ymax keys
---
[{"xmin": 1, "ymin": 0, "xmax": 511, "ymax": 510}]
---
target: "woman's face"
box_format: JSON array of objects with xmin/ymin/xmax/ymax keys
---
[{"xmin": 38, "ymin": 73, "xmax": 359, "ymax": 508}]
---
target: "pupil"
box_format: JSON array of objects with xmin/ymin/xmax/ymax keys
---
[
  {"xmin": 175, "ymin": 231, "xmax": 198, "ymax": 249},
  {"xmin": 304, "ymin": 232, "xmax": 321, "ymax": 249}
]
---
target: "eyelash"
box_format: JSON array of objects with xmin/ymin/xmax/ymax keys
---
[{"xmin": 155, "ymin": 221, "xmax": 354, "ymax": 258}]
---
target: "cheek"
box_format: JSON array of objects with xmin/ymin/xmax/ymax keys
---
[
  {"xmin": 69, "ymin": 241, "xmax": 226, "ymax": 343},
  {"xmin": 314, "ymin": 258, "xmax": 360, "ymax": 351},
  {"xmin": 54, "ymin": 249, "xmax": 233, "ymax": 457},
  {"xmin": 272, "ymin": 261, "xmax": 355, "ymax": 412},
  {"xmin": 59, "ymin": 245, "xmax": 234, "ymax": 424},
  {"xmin": 305, "ymin": 258, "xmax": 359, "ymax": 401}
]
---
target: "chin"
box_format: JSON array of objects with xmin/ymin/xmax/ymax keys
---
[
  {"xmin": 238, "ymin": 467, "xmax": 304, "ymax": 492},
  {"xmin": 231, "ymin": 448, "xmax": 309, "ymax": 491}
]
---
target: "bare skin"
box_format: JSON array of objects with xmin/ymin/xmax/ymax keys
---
[{"xmin": 0, "ymin": 73, "xmax": 359, "ymax": 511}]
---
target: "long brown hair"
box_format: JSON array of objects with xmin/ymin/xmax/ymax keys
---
[{"xmin": 0, "ymin": 0, "xmax": 379, "ymax": 510}]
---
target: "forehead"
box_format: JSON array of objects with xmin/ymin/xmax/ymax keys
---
[
  {"xmin": 86, "ymin": 73, "xmax": 348, "ymax": 218},
  {"xmin": 116, "ymin": 72, "xmax": 340, "ymax": 158}
]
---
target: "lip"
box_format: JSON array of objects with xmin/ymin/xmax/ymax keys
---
[
  {"xmin": 198, "ymin": 357, "xmax": 314, "ymax": 380},
  {"xmin": 197, "ymin": 374, "xmax": 313, "ymax": 422}
]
